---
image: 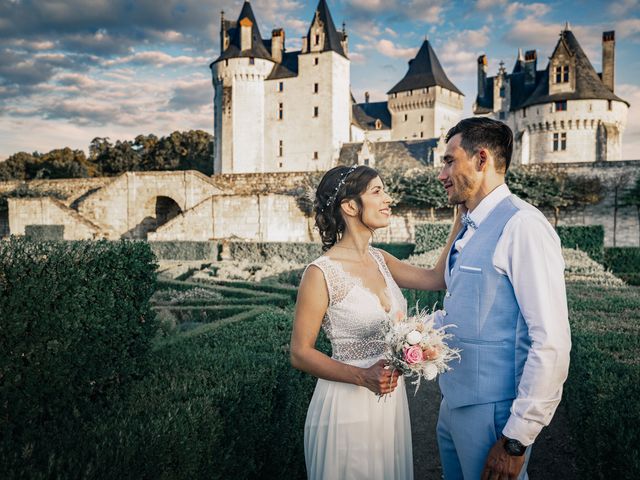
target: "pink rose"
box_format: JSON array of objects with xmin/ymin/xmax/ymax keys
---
[{"xmin": 403, "ymin": 345, "xmax": 423, "ymax": 365}]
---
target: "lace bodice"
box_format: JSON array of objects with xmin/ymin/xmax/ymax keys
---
[{"xmin": 307, "ymin": 246, "xmax": 408, "ymax": 364}]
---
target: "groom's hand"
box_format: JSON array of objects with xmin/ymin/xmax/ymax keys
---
[{"xmin": 481, "ymin": 437, "xmax": 526, "ymax": 480}]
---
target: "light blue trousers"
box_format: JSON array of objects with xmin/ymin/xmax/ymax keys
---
[{"xmin": 437, "ymin": 398, "xmax": 532, "ymax": 480}]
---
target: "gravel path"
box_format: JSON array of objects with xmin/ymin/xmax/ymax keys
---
[{"xmin": 407, "ymin": 380, "xmax": 578, "ymax": 479}]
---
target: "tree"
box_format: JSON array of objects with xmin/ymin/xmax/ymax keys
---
[
  {"xmin": 38, "ymin": 148, "xmax": 94, "ymax": 179},
  {"xmin": 396, "ymin": 167, "xmax": 449, "ymax": 216},
  {"xmin": 622, "ymin": 175, "xmax": 640, "ymax": 246}
]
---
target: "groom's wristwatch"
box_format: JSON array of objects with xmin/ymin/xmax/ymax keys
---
[{"xmin": 502, "ymin": 436, "xmax": 527, "ymax": 456}]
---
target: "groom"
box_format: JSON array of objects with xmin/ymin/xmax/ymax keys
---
[{"xmin": 433, "ymin": 117, "xmax": 571, "ymax": 480}]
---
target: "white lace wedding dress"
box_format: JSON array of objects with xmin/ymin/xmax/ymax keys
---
[{"xmin": 303, "ymin": 246, "xmax": 414, "ymax": 480}]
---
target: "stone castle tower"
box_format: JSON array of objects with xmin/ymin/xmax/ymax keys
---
[
  {"xmin": 474, "ymin": 26, "xmax": 629, "ymax": 164},
  {"xmin": 210, "ymin": 0, "xmax": 350, "ymax": 174}
]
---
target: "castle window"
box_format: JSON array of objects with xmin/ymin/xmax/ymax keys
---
[
  {"xmin": 278, "ymin": 82, "xmax": 284, "ymax": 92},
  {"xmin": 500, "ymin": 87, "xmax": 505, "ymax": 98},
  {"xmin": 314, "ymin": 57, "xmax": 319, "ymax": 66},
  {"xmin": 404, "ymin": 114, "xmax": 408, "ymax": 122},
  {"xmin": 278, "ymin": 140, "xmax": 283, "ymax": 157},
  {"xmin": 522, "ymin": 108, "xmax": 527, "ymax": 118},
  {"xmin": 608, "ymin": 100, "xmax": 612, "ymax": 111},
  {"xmin": 313, "ymin": 151, "xmax": 319, "ymax": 160},
  {"xmin": 225, "ymin": 59, "xmax": 229, "ymax": 67},
  {"xmin": 555, "ymin": 100, "xmax": 567, "ymax": 112},
  {"xmin": 314, "ymin": 83, "xmax": 319, "ymax": 94},
  {"xmin": 555, "ymin": 65, "xmax": 569, "ymax": 83},
  {"xmin": 364, "ymin": 158, "xmax": 369, "ymax": 166},
  {"xmin": 420, "ymin": 132, "xmax": 424, "ymax": 138},
  {"xmin": 249, "ymin": 57, "xmax": 255, "ymax": 65},
  {"xmin": 553, "ymin": 132, "xmax": 567, "ymax": 151},
  {"xmin": 279, "ymin": 161, "xmax": 283, "ymax": 168},
  {"xmin": 499, "ymin": 111, "xmax": 506, "ymax": 120},
  {"xmin": 278, "ymin": 103, "xmax": 283, "ymax": 120},
  {"xmin": 420, "ymin": 115, "xmax": 424, "ymax": 123},
  {"xmin": 393, "ymin": 93, "xmax": 397, "ymax": 98},
  {"xmin": 313, "ymin": 106, "xmax": 319, "ymax": 117},
  {"xmin": 375, "ymin": 119, "xmax": 382, "ymax": 130},
  {"xmin": 315, "ymin": 34, "xmax": 320, "ymax": 46}
]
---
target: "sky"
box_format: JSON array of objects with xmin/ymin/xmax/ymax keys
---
[{"xmin": 0, "ymin": 0, "xmax": 639, "ymax": 161}]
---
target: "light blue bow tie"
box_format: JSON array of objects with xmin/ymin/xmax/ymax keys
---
[{"xmin": 461, "ymin": 212, "xmax": 478, "ymax": 230}]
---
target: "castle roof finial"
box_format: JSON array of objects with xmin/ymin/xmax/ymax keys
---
[
  {"xmin": 517, "ymin": 48, "xmax": 524, "ymax": 61},
  {"xmin": 563, "ymin": 21, "xmax": 570, "ymax": 32}
]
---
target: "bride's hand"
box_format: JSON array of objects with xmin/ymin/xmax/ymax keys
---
[{"xmin": 361, "ymin": 360, "xmax": 399, "ymax": 395}]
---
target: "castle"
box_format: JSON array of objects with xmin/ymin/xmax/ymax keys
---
[
  {"xmin": 474, "ymin": 25, "xmax": 629, "ymax": 164},
  {"xmin": 210, "ymin": 0, "xmax": 463, "ymax": 174}
]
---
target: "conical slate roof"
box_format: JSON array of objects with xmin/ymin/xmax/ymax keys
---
[
  {"xmin": 388, "ymin": 40, "xmax": 463, "ymax": 95},
  {"xmin": 521, "ymin": 29, "xmax": 628, "ymax": 107},
  {"xmin": 306, "ymin": 0, "xmax": 347, "ymax": 58},
  {"xmin": 212, "ymin": 1, "xmax": 272, "ymax": 65}
]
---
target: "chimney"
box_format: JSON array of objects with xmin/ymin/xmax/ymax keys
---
[
  {"xmin": 602, "ymin": 31, "xmax": 615, "ymax": 92},
  {"xmin": 477, "ymin": 55, "xmax": 487, "ymax": 98},
  {"xmin": 365, "ymin": 91, "xmax": 370, "ymax": 104},
  {"xmin": 341, "ymin": 22, "xmax": 349, "ymax": 56},
  {"xmin": 220, "ymin": 11, "xmax": 228, "ymax": 53},
  {"xmin": 524, "ymin": 50, "xmax": 537, "ymax": 85},
  {"xmin": 239, "ymin": 17, "xmax": 253, "ymax": 52},
  {"xmin": 271, "ymin": 28, "xmax": 284, "ymax": 63}
]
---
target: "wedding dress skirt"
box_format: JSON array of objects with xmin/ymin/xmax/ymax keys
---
[{"xmin": 304, "ymin": 357, "xmax": 413, "ymax": 480}]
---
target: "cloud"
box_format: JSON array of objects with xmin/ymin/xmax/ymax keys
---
[
  {"xmin": 349, "ymin": 52, "xmax": 366, "ymax": 64},
  {"xmin": 504, "ymin": 2, "xmax": 551, "ymax": 19},
  {"xmin": 609, "ymin": 0, "xmax": 639, "ymax": 17},
  {"xmin": 167, "ymin": 79, "xmax": 213, "ymax": 112},
  {"xmin": 475, "ymin": 0, "xmax": 508, "ymax": 10},
  {"xmin": 616, "ymin": 18, "xmax": 640, "ymax": 40},
  {"xmin": 376, "ymin": 39, "xmax": 417, "ymax": 59},
  {"xmin": 343, "ymin": 0, "xmax": 444, "ymax": 24},
  {"xmin": 104, "ymin": 51, "xmax": 209, "ymax": 68}
]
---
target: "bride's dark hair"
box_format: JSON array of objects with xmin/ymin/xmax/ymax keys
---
[{"xmin": 313, "ymin": 165, "xmax": 381, "ymax": 252}]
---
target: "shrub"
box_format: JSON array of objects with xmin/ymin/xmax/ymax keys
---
[
  {"xmin": 605, "ymin": 247, "xmax": 640, "ymax": 285},
  {"xmin": 0, "ymin": 238, "xmax": 158, "ymax": 478},
  {"xmin": 24, "ymin": 224, "xmax": 64, "ymax": 240},
  {"xmin": 556, "ymin": 225, "xmax": 604, "ymax": 263},
  {"xmin": 564, "ymin": 284, "xmax": 640, "ymax": 479},
  {"xmin": 372, "ymin": 242, "xmax": 416, "ymax": 259},
  {"xmin": 149, "ymin": 240, "xmax": 219, "ymax": 260},
  {"xmin": 228, "ymin": 241, "xmax": 321, "ymax": 263},
  {"xmin": 414, "ymin": 223, "xmax": 453, "ymax": 254},
  {"xmin": 60, "ymin": 308, "xmax": 330, "ymax": 479}
]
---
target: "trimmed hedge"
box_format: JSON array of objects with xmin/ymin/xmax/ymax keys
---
[
  {"xmin": 0, "ymin": 238, "xmax": 158, "ymax": 478},
  {"xmin": 149, "ymin": 240, "xmax": 219, "ymax": 260},
  {"xmin": 372, "ymin": 242, "xmax": 416, "ymax": 259},
  {"xmin": 228, "ymin": 241, "xmax": 321, "ymax": 263},
  {"xmin": 414, "ymin": 223, "xmax": 452, "ymax": 254},
  {"xmin": 605, "ymin": 247, "xmax": 640, "ymax": 285},
  {"xmin": 556, "ymin": 225, "xmax": 604, "ymax": 263},
  {"xmin": 24, "ymin": 224, "xmax": 64, "ymax": 240},
  {"xmin": 20, "ymin": 308, "xmax": 329, "ymax": 479},
  {"xmin": 564, "ymin": 284, "xmax": 640, "ymax": 479}
]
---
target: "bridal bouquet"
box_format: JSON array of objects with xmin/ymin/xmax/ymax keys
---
[{"xmin": 384, "ymin": 305, "xmax": 460, "ymax": 394}]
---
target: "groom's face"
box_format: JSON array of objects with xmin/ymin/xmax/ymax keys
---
[{"xmin": 438, "ymin": 133, "xmax": 479, "ymax": 206}]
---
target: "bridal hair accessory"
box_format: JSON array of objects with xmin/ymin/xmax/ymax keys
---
[
  {"xmin": 320, "ymin": 165, "xmax": 359, "ymax": 213},
  {"xmin": 460, "ymin": 212, "xmax": 478, "ymax": 230}
]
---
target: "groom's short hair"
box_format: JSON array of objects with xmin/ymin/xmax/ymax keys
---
[{"xmin": 445, "ymin": 118, "xmax": 513, "ymax": 173}]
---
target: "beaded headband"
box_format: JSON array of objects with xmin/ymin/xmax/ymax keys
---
[{"xmin": 320, "ymin": 164, "xmax": 358, "ymax": 213}]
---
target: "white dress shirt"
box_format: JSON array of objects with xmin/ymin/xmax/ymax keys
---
[{"xmin": 447, "ymin": 183, "xmax": 571, "ymax": 446}]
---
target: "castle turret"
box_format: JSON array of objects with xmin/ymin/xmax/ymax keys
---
[
  {"xmin": 210, "ymin": 1, "xmax": 274, "ymax": 173},
  {"xmin": 387, "ymin": 40, "xmax": 463, "ymax": 140}
]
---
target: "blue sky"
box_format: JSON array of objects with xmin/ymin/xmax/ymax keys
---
[{"xmin": 0, "ymin": 0, "xmax": 639, "ymax": 161}]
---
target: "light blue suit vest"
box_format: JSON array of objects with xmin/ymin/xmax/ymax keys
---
[{"xmin": 439, "ymin": 196, "xmax": 531, "ymax": 409}]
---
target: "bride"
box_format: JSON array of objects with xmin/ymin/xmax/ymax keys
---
[{"xmin": 290, "ymin": 165, "xmax": 460, "ymax": 479}]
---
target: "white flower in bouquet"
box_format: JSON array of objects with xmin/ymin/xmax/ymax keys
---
[{"xmin": 406, "ymin": 330, "xmax": 423, "ymax": 345}]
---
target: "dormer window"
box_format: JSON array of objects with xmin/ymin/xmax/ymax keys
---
[
  {"xmin": 315, "ymin": 34, "xmax": 320, "ymax": 46},
  {"xmin": 555, "ymin": 65, "xmax": 569, "ymax": 83},
  {"xmin": 249, "ymin": 57, "xmax": 255, "ymax": 65},
  {"xmin": 500, "ymin": 87, "xmax": 505, "ymax": 98}
]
